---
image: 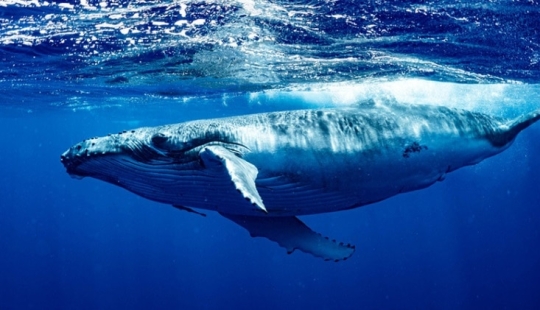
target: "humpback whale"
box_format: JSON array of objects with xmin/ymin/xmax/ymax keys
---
[{"xmin": 60, "ymin": 103, "xmax": 540, "ymax": 261}]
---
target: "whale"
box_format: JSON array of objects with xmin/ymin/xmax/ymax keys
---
[{"xmin": 60, "ymin": 103, "xmax": 540, "ymax": 261}]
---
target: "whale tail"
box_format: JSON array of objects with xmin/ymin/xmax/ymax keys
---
[
  {"xmin": 508, "ymin": 109, "xmax": 540, "ymax": 138},
  {"xmin": 491, "ymin": 109, "xmax": 540, "ymax": 147}
]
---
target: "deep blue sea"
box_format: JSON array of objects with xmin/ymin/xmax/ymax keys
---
[{"xmin": 1, "ymin": 0, "xmax": 540, "ymax": 309}]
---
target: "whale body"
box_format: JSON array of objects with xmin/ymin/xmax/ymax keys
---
[{"xmin": 61, "ymin": 103, "xmax": 540, "ymax": 261}]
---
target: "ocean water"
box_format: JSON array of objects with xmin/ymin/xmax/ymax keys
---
[{"xmin": 1, "ymin": 0, "xmax": 540, "ymax": 309}]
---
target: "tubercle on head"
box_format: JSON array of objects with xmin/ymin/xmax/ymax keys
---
[{"xmin": 62, "ymin": 132, "xmax": 124, "ymax": 161}]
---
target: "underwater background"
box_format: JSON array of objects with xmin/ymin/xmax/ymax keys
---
[{"xmin": 1, "ymin": 0, "xmax": 540, "ymax": 309}]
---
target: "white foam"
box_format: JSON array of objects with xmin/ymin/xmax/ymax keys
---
[
  {"xmin": 251, "ymin": 79, "xmax": 540, "ymax": 116},
  {"xmin": 0, "ymin": 0, "xmax": 41, "ymax": 7},
  {"xmin": 238, "ymin": 0, "xmax": 261, "ymax": 16},
  {"xmin": 58, "ymin": 2, "xmax": 74, "ymax": 9},
  {"xmin": 180, "ymin": 3, "xmax": 187, "ymax": 18},
  {"xmin": 95, "ymin": 22, "xmax": 124, "ymax": 29},
  {"xmin": 109, "ymin": 14, "xmax": 123, "ymax": 20},
  {"xmin": 192, "ymin": 19, "xmax": 205, "ymax": 26},
  {"xmin": 175, "ymin": 20, "xmax": 189, "ymax": 26},
  {"xmin": 80, "ymin": 0, "xmax": 95, "ymax": 10}
]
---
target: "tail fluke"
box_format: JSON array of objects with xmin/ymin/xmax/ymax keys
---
[
  {"xmin": 507, "ymin": 109, "xmax": 540, "ymax": 139},
  {"xmin": 490, "ymin": 109, "xmax": 540, "ymax": 147}
]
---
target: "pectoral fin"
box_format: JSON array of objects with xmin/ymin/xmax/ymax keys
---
[
  {"xmin": 200, "ymin": 145, "xmax": 266, "ymax": 213},
  {"xmin": 221, "ymin": 213, "xmax": 355, "ymax": 261}
]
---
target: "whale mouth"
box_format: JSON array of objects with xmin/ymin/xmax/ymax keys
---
[
  {"xmin": 60, "ymin": 141, "xmax": 194, "ymax": 185},
  {"xmin": 60, "ymin": 151, "xmax": 86, "ymax": 177},
  {"xmin": 61, "ymin": 153, "xmax": 104, "ymax": 179},
  {"xmin": 60, "ymin": 145, "xmax": 132, "ymax": 179},
  {"xmin": 60, "ymin": 132, "xmax": 164, "ymax": 178}
]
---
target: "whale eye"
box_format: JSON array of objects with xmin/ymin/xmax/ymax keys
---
[{"xmin": 151, "ymin": 133, "xmax": 169, "ymax": 148}]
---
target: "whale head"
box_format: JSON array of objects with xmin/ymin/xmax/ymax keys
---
[
  {"xmin": 61, "ymin": 127, "xmax": 166, "ymax": 181},
  {"xmin": 60, "ymin": 121, "xmax": 248, "ymax": 205}
]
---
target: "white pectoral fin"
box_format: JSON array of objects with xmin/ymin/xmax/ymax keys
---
[
  {"xmin": 221, "ymin": 213, "xmax": 355, "ymax": 261},
  {"xmin": 199, "ymin": 145, "xmax": 266, "ymax": 213}
]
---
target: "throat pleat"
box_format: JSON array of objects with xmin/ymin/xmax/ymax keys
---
[
  {"xmin": 80, "ymin": 157, "xmax": 355, "ymax": 216},
  {"xmin": 256, "ymin": 176, "xmax": 355, "ymax": 215}
]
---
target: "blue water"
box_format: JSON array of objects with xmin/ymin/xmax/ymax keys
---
[{"xmin": 1, "ymin": 1, "xmax": 540, "ymax": 309}]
